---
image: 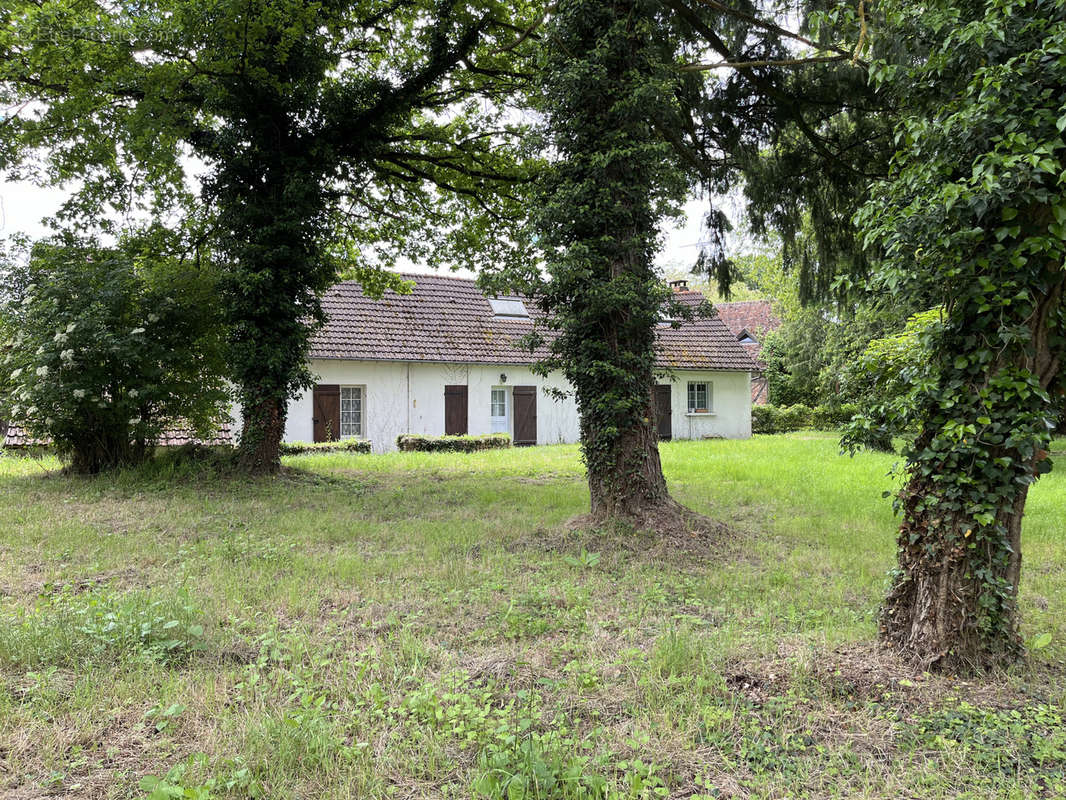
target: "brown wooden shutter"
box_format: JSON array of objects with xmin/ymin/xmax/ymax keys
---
[
  {"xmin": 654, "ymin": 385, "xmax": 672, "ymax": 441},
  {"xmin": 444, "ymin": 385, "xmax": 468, "ymax": 435},
  {"xmin": 312, "ymin": 384, "xmax": 341, "ymax": 442},
  {"xmin": 513, "ymin": 386, "xmax": 537, "ymax": 446}
]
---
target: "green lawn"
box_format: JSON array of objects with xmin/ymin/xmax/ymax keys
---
[{"xmin": 1, "ymin": 434, "xmax": 1064, "ymax": 799}]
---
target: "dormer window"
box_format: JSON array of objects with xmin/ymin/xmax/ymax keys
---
[
  {"xmin": 488, "ymin": 298, "xmax": 530, "ymax": 318},
  {"xmin": 737, "ymin": 330, "xmax": 757, "ymax": 345}
]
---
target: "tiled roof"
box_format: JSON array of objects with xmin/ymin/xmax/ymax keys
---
[
  {"xmin": 311, "ymin": 274, "xmax": 759, "ymax": 372},
  {"xmin": 712, "ymin": 300, "xmax": 780, "ymax": 371},
  {"xmin": 2, "ymin": 422, "xmax": 234, "ymax": 449},
  {"xmin": 712, "ymin": 300, "xmax": 780, "ymax": 341}
]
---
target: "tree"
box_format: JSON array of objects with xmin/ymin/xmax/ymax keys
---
[
  {"xmin": 0, "ymin": 233, "xmax": 229, "ymax": 473},
  {"xmin": 655, "ymin": 0, "xmax": 895, "ymax": 299},
  {"xmin": 516, "ymin": 0, "xmax": 699, "ymax": 529},
  {"xmin": 848, "ymin": 0, "xmax": 1066, "ymax": 670},
  {"xmin": 0, "ymin": 0, "xmax": 532, "ymax": 473}
]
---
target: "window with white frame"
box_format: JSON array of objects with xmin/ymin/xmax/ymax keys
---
[
  {"xmin": 687, "ymin": 381, "xmax": 712, "ymax": 414},
  {"xmin": 340, "ymin": 386, "xmax": 363, "ymax": 437},
  {"xmin": 490, "ymin": 387, "xmax": 509, "ymax": 433}
]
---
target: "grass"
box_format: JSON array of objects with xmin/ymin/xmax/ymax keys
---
[{"xmin": 0, "ymin": 433, "xmax": 1064, "ymax": 799}]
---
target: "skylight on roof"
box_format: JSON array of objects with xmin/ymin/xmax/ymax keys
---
[{"xmin": 488, "ymin": 298, "xmax": 529, "ymax": 318}]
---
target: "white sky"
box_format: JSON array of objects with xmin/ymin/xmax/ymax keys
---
[{"xmin": 0, "ymin": 179, "xmax": 712, "ymax": 277}]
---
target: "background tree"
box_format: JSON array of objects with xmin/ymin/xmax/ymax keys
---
[
  {"xmin": 846, "ymin": 0, "xmax": 1066, "ymax": 670},
  {"xmin": 0, "ymin": 0, "xmax": 533, "ymax": 473},
  {"xmin": 516, "ymin": 0, "xmax": 699, "ymax": 528},
  {"xmin": 0, "ymin": 233, "xmax": 229, "ymax": 473}
]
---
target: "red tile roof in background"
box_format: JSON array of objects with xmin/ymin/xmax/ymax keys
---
[
  {"xmin": 711, "ymin": 300, "xmax": 780, "ymax": 404},
  {"xmin": 712, "ymin": 300, "xmax": 780, "ymax": 344},
  {"xmin": 311, "ymin": 274, "xmax": 759, "ymax": 372}
]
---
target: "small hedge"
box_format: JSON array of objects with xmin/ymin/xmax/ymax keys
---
[
  {"xmin": 396, "ymin": 433, "xmax": 512, "ymax": 453},
  {"xmin": 280, "ymin": 439, "xmax": 372, "ymax": 455},
  {"xmin": 752, "ymin": 403, "xmax": 860, "ymax": 434}
]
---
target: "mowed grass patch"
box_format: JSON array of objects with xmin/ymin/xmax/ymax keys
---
[{"xmin": 0, "ymin": 436, "xmax": 1064, "ymax": 799}]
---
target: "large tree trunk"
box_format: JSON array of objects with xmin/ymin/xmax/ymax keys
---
[
  {"xmin": 881, "ymin": 278, "xmax": 1062, "ymax": 672},
  {"xmin": 237, "ymin": 394, "xmax": 285, "ymax": 475},
  {"xmin": 880, "ymin": 461, "xmax": 1032, "ymax": 672},
  {"xmin": 585, "ymin": 384, "xmax": 680, "ymax": 528}
]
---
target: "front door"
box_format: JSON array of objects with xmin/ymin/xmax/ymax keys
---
[
  {"xmin": 312, "ymin": 384, "xmax": 340, "ymax": 442},
  {"xmin": 513, "ymin": 386, "xmax": 537, "ymax": 446},
  {"xmin": 654, "ymin": 384, "xmax": 672, "ymax": 441},
  {"xmin": 444, "ymin": 385, "xmax": 469, "ymax": 435}
]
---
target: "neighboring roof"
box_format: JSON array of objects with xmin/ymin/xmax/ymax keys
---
[
  {"xmin": 311, "ymin": 273, "xmax": 759, "ymax": 372},
  {"xmin": 712, "ymin": 300, "xmax": 780, "ymax": 342},
  {"xmin": 2, "ymin": 422, "xmax": 234, "ymax": 449},
  {"xmin": 712, "ymin": 299, "xmax": 780, "ymax": 370}
]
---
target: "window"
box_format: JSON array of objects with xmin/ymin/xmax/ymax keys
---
[
  {"xmin": 687, "ymin": 381, "xmax": 712, "ymax": 414},
  {"xmin": 340, "ymin": 386, "xmax": 363, "ymax": 437},
  {"xmin": 488, "ymin": 298, "xmax": 530, "ymax": 318},
  {"xmin": 738, "ymin": 331, "xmax": 757, "ymax": 344},
  {"xmin": 490, "ymin": 387, "xmax": 509, "ymax": 433}
]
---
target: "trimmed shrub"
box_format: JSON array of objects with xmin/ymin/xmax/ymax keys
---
[
  {"xmin": 280, "ymin": 439, "xmax": 371, "ymax": 455},
  {"xmin": 752, "ymin": 403, "xmax": 860, "ymax": 434},
  {"xmin": 396, "ymin": 433, "xmax": 511, "ymax": 453},
  {"xmin": 810, "ymin": 402, "xmax": 861, "ymax": 429}
]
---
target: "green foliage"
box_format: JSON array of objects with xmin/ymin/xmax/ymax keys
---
[
  {"xmin": 139, "ymin": 754, "xmax": 260, "ymax": 800},
  {"xmin": 899, "ymin": 700, "xmax": 1066, "ymax": 784},
  {"xmin": 396, "ymin": 433, "xmax": 511, "ymax": 453},
  {"xmin": 732, "ymin": 241, "xmax": 919, "ymax": 410},
  {"xmin": 0, "ymin": 586, "xmax": 208, "ymax": 669},
  {"xmin": 280, "ymin": 439, "xmax": 371, "ymax": 456},
  {"xmin": 0, "ymin": 234, "xmax": 229, "ymax": 473},
  {"xmin": 841, "ymin": 309, "xmax": 942, "ymax": 453},
  {"xmin": 752, "ymin": 403, "xmax": 859, "ymax": 435},
  {"xmin": 853, "ymin": 0, "xmax": 1066, "ymax": 664},
  {"xmin": 404, "ymin": 671, "xmax": 671, "ymax": 799}
]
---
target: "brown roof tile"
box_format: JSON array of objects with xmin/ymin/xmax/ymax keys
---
[
  {"xmin": 311, "ymin": 274, "xmax": 758, "ymax": 372},
  {"xmin": 2, "ymin": 422, "xmax": 234, "ymax": 449},
  {"xmin": 712, "ymin": 300, "xmax": 780, "ymax": 341}
]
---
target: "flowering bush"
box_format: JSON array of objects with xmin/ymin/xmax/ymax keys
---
[{"xmin": 0, "ymin": 235, "xmax": 230, "ymax": 473}]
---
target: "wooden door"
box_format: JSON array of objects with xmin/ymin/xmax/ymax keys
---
[
  {"xmin": 313, "ymin": 384, "xmax": 340, "ymax": 442},
  {"xmin": 444, "ymin": 385, "xmax": 468, "ymax": 435},
  {"xmin": 513, "ymin": 386, "xmax": 537, "ymax": 446},
  {"xmin": 654, "ymin": 384, "xmax": 672, "ymax": 441}
]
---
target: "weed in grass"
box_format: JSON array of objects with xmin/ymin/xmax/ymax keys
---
[
  {"xmin": 897, "ymin": 700, "xmax": 1066, "ymax": 788},
  {"xmin": 0, "ymin": 585, "xmax": 207, "ymax": 668},
  {"xmin": 139, "ymin": 753, "xmax": 260, "ymax": 799}
]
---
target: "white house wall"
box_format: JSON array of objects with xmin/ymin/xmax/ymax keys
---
[{"xmin": 284, "ymin": 359, "xmax": 751, "ymax": 452}]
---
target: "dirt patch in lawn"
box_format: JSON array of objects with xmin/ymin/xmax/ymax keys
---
[
  {"xmin": 726, "ymin": 639, "xmax": 1066, "ymax": 712},
  {"xmin": 530, "ymin": 507, "xmax": 743, "ymax": 565}
]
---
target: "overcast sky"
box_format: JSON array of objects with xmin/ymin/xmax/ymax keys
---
[{"xmin": 0, "ymin": 178, "xmax": 712, "ymax": 277}]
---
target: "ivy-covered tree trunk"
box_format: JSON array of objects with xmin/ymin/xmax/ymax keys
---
[
  {"xmin": 881, "ymin": 273, "xmax": 1064, "ymax": 671},
  {"xmin": 583, "ymin": 365, "xmax": 675, "ymax": 523},
  {"xmin": 531, "ymin": 0, "xmax": 694, "ymax": 530},
  {"xmin": 849, "ymin": 0, "xmax": 1066, "ymax": 672}
]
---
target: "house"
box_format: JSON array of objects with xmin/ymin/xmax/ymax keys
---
[
  {"xmin": 709, "ymin": 299, "xmax": 780, "ymax": 404},
  {"xmin": 284, "ymin": 274, "xmax": 759, "ymax": 452}
]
